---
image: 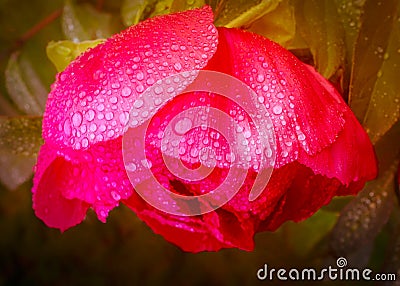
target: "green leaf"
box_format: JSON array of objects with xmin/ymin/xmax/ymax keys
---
[
  {"xmin": 214, "ymin": 0, "xmax": 282, "ymax": 28},
  {"xmin": 5, "ymin": 52, "xmax": 47, "ymax": 115},
  {"xmin": 121, "ymin": 0, "xmax": 150, "ymax": 26},
  {"xmin": 348, "ymin": 0, "xmax": 399, "ymax": 126},
  {"xmin": 293, "ymin": 0, "xmax": 346, "ymax": 79},
  {"xmin": 362, "ymin": 9, "xmax": 400, "ymax": 144},
  {"xmin": 333, "ymin": 0, "xmax": 366, "ymax": 96},
  {"xmin": 334, "ymin": 0, "xmax": 366, "ymax": 55},
  {"xmin": 247, "ymin": 0, "xmax": 295, "ymax": 47},
  {"xmin": 283, "ymin": 209, "xmax": 338, "ymax": 257},
  {"xmin": 330, "ymin": 122, "xmax": 400, "ymax": 256},
  {"xmin": 0, "ymin": 116, "xmax": 43, "ymax": 190},
  {"xmin": 61, "ymin": 0, "xmax": 121, "ymax": 41},
  {"xmin": 46, "ymin": 39, "xmax": 105, "ymax": 72},
  {"xmin": 149, "ymin": 0, "xmax": 174, "ymax": 17},
  {"xmin": 171, "ymin": 0, "xmax": 206, "ymax": 13}
]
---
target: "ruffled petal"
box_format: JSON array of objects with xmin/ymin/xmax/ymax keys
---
[
  {"xmin": 43, "ymin": 6, "xmax": 218, "ymax": 150},
  {"xmin": 32, "ymin": 144, "xmax": 89, "ymax": 231},
  {"xmin": 33, "ymin": 139, "xmax": 133, "ymax": 229},
  {"xmin": 297, "ymin": 66, "xmax": 377, "ymax": 186},
  {"xmin": 205, "ymin": 27, "xmax": 346, "ymax": 167}
]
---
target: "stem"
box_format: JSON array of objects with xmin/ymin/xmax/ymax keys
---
[{"xmin": 18, "ymin": 9, "xmax": 62, "ymax": 45}]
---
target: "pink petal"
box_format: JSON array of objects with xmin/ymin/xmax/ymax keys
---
[
  {"xmin": 43, "ymin": 6, "xmax": 218, "ymax": 150},
  {"xmin": 205, "ymin": 27, "xmax": 346, "ymax": 167},
  {"xmin": 32, "ymin": 144, "xmax": 89, "ymax": 231},
  {"xmin": 121, "ymin": 27, "xmax": 378, "ymax": 252},
  {"xmin": 33, "ymin": 139, "xmax": 133, "ymax": 229}
]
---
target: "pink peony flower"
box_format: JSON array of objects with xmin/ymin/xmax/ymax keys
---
[{"xmin": 33, "ymin": 6, "xmax": 377, "ymax": 252}]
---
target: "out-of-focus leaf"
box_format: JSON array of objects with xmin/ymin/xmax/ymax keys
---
[
  {"xmin": 349, "ymin": 0, "xmax": 398, "ymax": 123},
  {"xmin": 46, "ymin": 39, "xmax": 104, "ymax": 72},
  {"xmin": 149, "ymin": 0, "xmax": 174, "ymax": 17},
  {"xmin": 334, "ymin": 0, "xmax": 365, "ymax": 64},
  {"xmin": 283, "ymin": 209, "xmax": 337, "ymax": 257},
  {"xmin": 362, "ymin": 9, "xmax": 400, "ymax": 144},
  {"xmin": 248, "ymin": 0, "xmax": 295, "ymax": 47},
  {"xmin": 322, "ymin": 196, "xmax": 353, "ymax": 213},
  {"xmin": 171, "ymin": 0, "xmax": 205, "ymax": 12},
  {"xmin": 331, "ymin": 122, "xmax": 400, "ymax": 256},
  {"xmin": 293, "ymin": 0, "xmax": 345, "ymax": 79},
  {"xmin": 214, "ymin": 0, "xmax": 281, "ymax": 28},
  {"xmin": 5, "ymin": 53, "xmax": 47, "ymax": 115},
  {"xmin": 121, "ymin": 0, "xmax": 149, "ymax": 26},
  {"xmin": 0, "ymin": 116, "xmax": 43, "ymax": 190},
  {"xmin": 62, "ymin": 0, "xmax": 121, "ymax": 42},
  {"xmin": 333, "ymin": 0, "xmax": 366, "ymax": 97}
]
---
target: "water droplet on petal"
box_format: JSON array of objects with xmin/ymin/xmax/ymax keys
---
[
  {"xmin": 64, "ymin": 119, "xmax": 72, "ymax": 136},
  {"xmin": 137, "ymin": 71, "xmax": 144, "ymax": 81},
  {"xmin": 174, "ymin": 62, "xmax": 182, "ymax": 71},
  {"xmin": 276, "ymin": 92, "xmax": 285, "ymax": 99},
  {"xmin": 298, "ymin": 133, "xmax": 306, "ymax": 141},
  {"xmin": 273, "ymin": 105, "xmax": 283, "ymax": 115},
  {"xmin": 174, "ymin": 117, "xmax": 192, "ymax": 135},
  {"xmin": 126, "ymin": 162, "xmax": 137, "ymax": 172},
  {"xmin": 111, "ymin": 191, "xmax": 121, "ymax": 201},
  {"xmin": 72, "ymin": 112, "xmax": 83, "ymax": 127},
  {"xmin": 121, "ymin": 87, "xmax": 132, "ymax": 97},
  {"xmin": 256, "ymin": 74, "xmax": 265, "ymax": 83},
  {"xmin": 133, "ymin": 99, "xmax": 144, "ymax": 108}
]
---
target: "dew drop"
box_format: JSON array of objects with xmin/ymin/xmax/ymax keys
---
[
  {"xmin": 63, "ymin": 119, "xmax": 72, "ymax": 136},
  {"xmin": 126, "ymin": 162, "xmax": 137, "ymax": 172},
  {"xmin": 276, "ymin": 92, "xmax": 285, "ymax": 99},
  {"xmin": 119, "ymin": 112, "xmax": 129, "ymax": 125},
  {"xmin": 83, "ymin": 110, "xmax": 95, "ymax": 122},
  {"xmin": 136, "ymin": 85, "xmax": 144, "ymax": 93},
  {"xmin": 272, "ymin": 105, "xmax": 283, "ymax": 115},
  {"xmin": 72, "ymin": 112, "xmax": 83, "ymax": 127},
  {"xmin": 174, "ymin": 117, "xmax": 192, "ymax": 135},
  {"xmin": 121, "ymin": 87, "xmax": 132, "ymax": 97},
  {"xmin": 111, "ymin": 82, "xmax": 121, "ymax": 89},
  {"xmin": 137, "ymin": 71, "xmax": 144, "ymax": 81},
  {"xmin": 297, "ymin": 133, "xmax": 306, "ymax": 141},
  {"xmin": 256, "ymin": 74, "xmax": 265, "ymax": 83},
  {"xmin": 173, "ymin": 62, "xmax": 182, "ymax": 71},
  {"xmin": 133, "ymin": 99, "xmax": 144, "ymax": 108},
  {"xmin": 111, "ymin": 191, "xmax": 121, "ymax": 201},
  {"xmin": 105, "ymin": 112, "xmax": 114, "ymax": 121},
  {"xmin": 97, "ymin": 104, "xmax": 105, "ymax": 112},
  {"xmin": 82, "ymin": 137, "xmax": 89, "ymax": 148}
]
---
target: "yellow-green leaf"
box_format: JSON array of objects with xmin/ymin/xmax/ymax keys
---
[
  {"xmin": 46, "ymin": 39, "xmax": 105, "ymax": 72},
  {"xmin": 362, "ymin": 6, "xmax": 400, "ymax": 144},
  {"xmin": 61, "ymin": 0, "xmax": 120, "ymax": 41},
  {"xmin": 349, "ymin": 0, "xmax": 399, "ymax": 124},
  {"xmin": 214, "ymin": 0, "xmax": 281, "ymax": 28},
  {"xmin": 248, "ymin": 0, "xmax": 295, "ymax": 47},
  {"xmin": 121, "ymin": 0, "xmax": 150, "ymax": 26},
  {"xmin": 293, "ymin": 0, "xmax": 346, "ymax": 79},
  {"xmin": 283, "ymin": 209, "xmax": 338, "ymax": 257},
  {"xmin": 171, "ymin": 0, "xmax": 205, "ymax": 13},
  {"xmin": 0, "ymin": 116, "xmax": 43, "ymax": 190}
]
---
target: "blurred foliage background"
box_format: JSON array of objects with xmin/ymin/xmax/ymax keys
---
[{"xmin": 0, "ymin": 0, "xmax": 399, "ymax": 285}]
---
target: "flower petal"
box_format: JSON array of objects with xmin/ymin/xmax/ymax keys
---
[
  {"xmin": 33, "ymin": 139, "xmax": 133, "ymax": 229},
  {"xmin": 43, "ymin": 6, "xmax": 218, "ymax": 150},
  {"xmin": 32, "ymin": 144, "xmax": 89, "ymax": 231},
  {"xmin": 205, "ymin": 27, "xmax": 346, "ymax": 167}
]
